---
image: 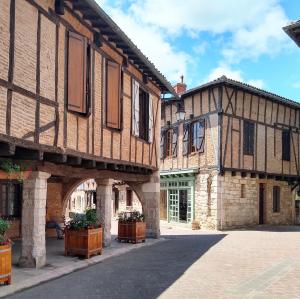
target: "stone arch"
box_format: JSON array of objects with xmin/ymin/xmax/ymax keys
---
[{"xmin": 61, "ymin": 178, "xmax": 96, "ymax": 216}]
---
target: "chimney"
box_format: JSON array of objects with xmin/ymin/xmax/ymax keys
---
[{"xmin": 173, "ymin": 75, "xmax": 187, "ymax": 94}]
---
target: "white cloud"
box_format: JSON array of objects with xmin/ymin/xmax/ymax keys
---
[
  {"xmin": 128, "ymin": 0, "xmax": 291, "ymax": 62},
  {"xmin": 97, "ymin": 1, "xmax": 191, "ymax": 83},
  {"xmin": 292, "ymin": 81, "xmax": 300, "ymax": 89},
  {"xmin": 205, "ymin": 64, "xmax": 265, "ymax": 88},
  {"xmin": 193, "ymin": 41, "xmax": 209, "ymax": 55}
]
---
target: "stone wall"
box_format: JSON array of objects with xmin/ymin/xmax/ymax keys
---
[
  {"xmin": 194, "ymin": 171, "xmax": 219, "ymax": 230},
  {"xmin": 217, "ymin": 172, "xmax": 293, "ymax": 229},
  {"xmin": 217, "ymin": 172, "xmax": 258, "ymax": 229}
]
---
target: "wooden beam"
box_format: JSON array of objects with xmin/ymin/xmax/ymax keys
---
[
  {"xmin": 0, "ymin": 142, "xmax": 15, "ymax": 156},
  {"xmin": 67, "ymin": 155, "xmax": 82, "ymax": 166},
  {"xmin": 82, "ymin": 159, "xmax": 96, "ymax": 169},
  {"xmin": 14, "ymin": 147, "xmax": 43, "ymax": 161},
  {"xmin": 44, "ymin": 152, "xmax": 67, "ymax": 164}
]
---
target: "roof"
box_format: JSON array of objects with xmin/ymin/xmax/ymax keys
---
[
  {"xmin": 283, "ymin": 21, "xmax": 300, "ymax": 47},
  {"xmin": 71, "ymin": 0, "xmax": 176, "ymax": 96},
  {"xmin": 182, "ymin": 76, "xmax": 300, "ymax": 109}
]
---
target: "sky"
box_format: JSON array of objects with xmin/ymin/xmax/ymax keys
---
[{"xmin": 97, "ymin": 0, "xmax": 300, "ymax": 102}]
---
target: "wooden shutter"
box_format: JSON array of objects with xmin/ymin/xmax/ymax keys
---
[
  {"xmin": 106, "ymin": 60, "xmax": 120, "ymax": 129},
  {"xmin": 183, "ymin": 123, "xmax": 190, "ymax": 156},
  {"xmin": 68, "ymin": 31, "xmax": 87, "ymax": 113},
  {"xmin": 148, "ymin": 94, "xmax": 154, "ymax": 143},
  {"xmin": 132, "ymin": 79, "xmax": 140, "ymax": 136},
  {"xmin": 160, "ymin": 129, "xmax": 166, "ymax": 160},
  {"xmin": 172, "ymin": 126, "xmax": 178, "ymax": 157},
  {"xmin": 197, "ymin": 119, "xmax": 205, "ymax": 153},
  {"xmin": 282, "ymin": 130, "xmax": 290, "ymax": 161}
]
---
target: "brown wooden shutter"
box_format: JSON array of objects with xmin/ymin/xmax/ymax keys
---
[
  {"xmin": 106, "ymin": 60, "xmax": 121, "ymax": 129},
  {"xmin": 68, "ymin": 31, "xmax": 87, "ymax": 113}
]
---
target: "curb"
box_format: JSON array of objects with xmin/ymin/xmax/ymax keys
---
[{"xmin": 0, "ymin": 238, "xmax": 165, "ymax": 298}]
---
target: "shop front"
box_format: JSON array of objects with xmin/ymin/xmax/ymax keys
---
[{"xmin": 160, "ymin": 170, "xmax": 197, "ymax": 225}]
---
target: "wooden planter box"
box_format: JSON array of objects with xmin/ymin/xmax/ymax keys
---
[
  {"xmin": 0, "ymin": 244, "xmax": 11, "ymax": 285},
  {"xmin": 65, "ymin": 227, "xmax": 102, "ymax": 259},
  {"xmin": 118, "ymin": 221, "xmax": 146, "ymax": 243},
  {"xmin": 0, "ymin": 170, "xmax": 31, "ymax": 180}
]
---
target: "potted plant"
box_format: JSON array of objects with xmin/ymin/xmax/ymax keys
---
[
  {"xmin": 118, "ymin": 211, "xmax": 146, "ymax": 243},
  {"xmin": 0, "ymin": 218, "xmax": 11, "ymax": 285},
  {"xmin": 65, "ymin": 209, "xmax": 102, "ymax": 259},
  {"xmin": 0, "ymin": 160, "xmax": 31, "ymax": 180}
]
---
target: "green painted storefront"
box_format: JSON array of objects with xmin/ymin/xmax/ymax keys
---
[{"xmin": 160, "ymin": 169, "xmax": 197, "ymax": 224}]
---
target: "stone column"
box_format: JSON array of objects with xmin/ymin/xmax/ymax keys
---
[
  {"xmin": 96, "ymin": 179, "xmax": 113, "ymax": 247},
  {"xmin": 131, "ymin": 171, "xmax": 160, "ymax": 238},
  {"xmin": 19, "ymin": 171, "xmax": 51, "ymax": 268}
]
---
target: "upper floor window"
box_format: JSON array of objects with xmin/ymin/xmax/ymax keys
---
[
  {"xmin": 273, "ymin": 186, "xmax": 280, "ymax": 213},
  {"xmin": 160, "ymin": 126, "xmax": 178, "ymax": 160},
  {"xmin": 182, "ymin": 119, "xmax": 205, "ymax": 156},
  {"xmin": 282, "ymin": 129, "xmax": 290, "ymax": 161},
  {"xmin": 106, "ymin": 60, "xmax": 121, "ymax": 129},
  {"xmin": 243, "ymin": 120, "xmax": 254, "ymax": 155},
  {"xmin": 67, "ymin": 31, "xmax": 91, "ymax": 114},
  {"xmin": 0, "ymin": 181, "xmax": 22, "ymax": 218},
  {"xmin": 132, "ymin": 79, "xmax": 153, "ymax": 142}
]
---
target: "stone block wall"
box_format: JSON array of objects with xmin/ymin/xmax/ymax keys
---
[
  {"xmin": 217, "ymin": 172, "xmax": 258, "ymax": 229},
  {"xmin": 194, "ymin": 171, "xmax": 219, "ymax": 230}
]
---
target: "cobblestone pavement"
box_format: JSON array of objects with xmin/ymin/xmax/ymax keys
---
[{"xmin": 8, "ymin": 225, "xmax": 300, "ymax": 299}]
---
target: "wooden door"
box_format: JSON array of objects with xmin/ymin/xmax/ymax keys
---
[
  {"xmin": 160, "ymin": 190, "xmax": 167, "ymax": 220},
  {"xmin": 259, "ymin": 183, "xmax": 265, "ymax": 224}
]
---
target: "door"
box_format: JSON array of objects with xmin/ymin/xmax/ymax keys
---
[
  {"xmin": 160, "ymin": 190, "xmax": 167, "ymax": 220},
  {"xmin": 259, "ymin": 183, "xmax": 265, "ymax": 224},
  {"xmin": 114, "ymin": 189, "xmax": 119, "ymax": 215},
  {"xmin": 169, "ymin": 189, "xmax": 179, "ymax": 222},
  {"xmin": 179, "ymin": 190, "xmax": 188, "ymax": 222}
]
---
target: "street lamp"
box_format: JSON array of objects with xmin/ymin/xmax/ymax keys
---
[{"xmin": 175, "ymin": 103, "xmax": 185, "ymax": 122}]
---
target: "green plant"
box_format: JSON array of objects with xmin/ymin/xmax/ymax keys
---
[
  {"xmin": 67, "ymin": 209, "xmax": 100, "ymax": 231},
  {"xmin": 1, "ymin": 160, "xmax": 21, "ymax": 174},
  {"xmin": 0, "ymin": 218, "xmax": 10, "ymax": 245},
  {"xmin": 118, "ymin": 211, "xmax": 144, "ymax": 223}
]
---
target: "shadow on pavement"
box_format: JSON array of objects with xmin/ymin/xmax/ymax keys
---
[{"xmin": 8, "ymin": 233, "xmax": 226, "ymax": 299}]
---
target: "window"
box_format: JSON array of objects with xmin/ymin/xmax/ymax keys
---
[
  {"xmin": 273, "ymin": 186, "xmax": 280, "ymax": 213},
  {"xmin": 282, "ymin": 129, "xmax": 290, "ymax": 161},
  {"xmin": 67, "ymin": 31, "xmax": 90, "ymax": 114},
  {"xmin": 166, "ymin": 129, "xmax": 173, "ymax": 157},
  {"xmin": 106, "ymin": 60, "xmax": 121, "ymax": 129},
  {"xmin": 244, "ymin": 121, "xmax": 254, "ymax": 155},
  {"xmin": 0, "ymin": 181, "xmax": 22, "ymax": 218},
  {"xmin": 132, "ymin": 79, "xmax": 153, "ymax": 142},
  {"xmin": 172, "ymin": 126, "xmax": 178, "ymax": 158},
  {"xmin": 139, "ymin": 88, "xmax": 149, "ymax": 140},
  {"xmin": 126, "ymin": 189, "xmax": 132, "ymax": 207},
  {"xmin": 190, "ymin": 120, "xmax": 205, "ymax": 153}
]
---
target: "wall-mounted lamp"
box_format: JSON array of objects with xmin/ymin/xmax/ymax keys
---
[{"xmin": 175, "ymin": 103, "xmax": 185, "ymax": 122}]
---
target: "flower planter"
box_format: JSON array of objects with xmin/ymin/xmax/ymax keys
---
[
  {"xmin": 65, "ymin": 227, "xmax": 102, "ymax": 259},
  {"xmin": 118, "ymin": 221, "xmax": 146, "ymax": 243},
  {"xmin": 0, "ymin": 244, "xmax": 11, "ymax": 285},
  {"xmin": 0, "ymin": 170, "xmax": 31, "ymax": 180}
]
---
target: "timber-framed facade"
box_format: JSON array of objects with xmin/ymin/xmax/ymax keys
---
[
  {"xmin": 0, "ymin": 0, "xmax": 175, "ymax": 268},
  {"xmin": 160, "ymin": 76, "xmax": 300, "ymax": 229}
]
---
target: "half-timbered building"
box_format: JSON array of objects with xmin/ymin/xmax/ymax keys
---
[
  {"xmin": 160, "ymin": 76, "xmax": 300, "ymax": 229},
  {"xmin": 0, "ymin": 0, "xmax": 175, "ymax": 268}
]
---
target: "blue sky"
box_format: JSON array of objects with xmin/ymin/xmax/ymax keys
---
[{"xmin": 98, "ymin": 0, "xmax": 300, "ymax": 101}]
